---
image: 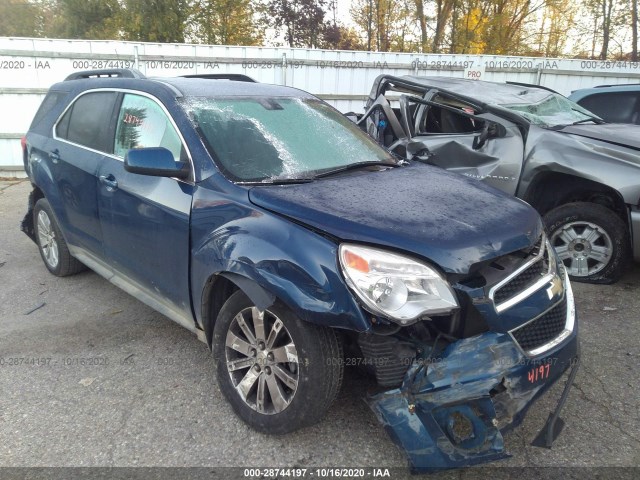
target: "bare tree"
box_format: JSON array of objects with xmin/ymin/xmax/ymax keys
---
[{"xmin": 432, "ymin": 0, "xmax": 455, "ymax": 52}]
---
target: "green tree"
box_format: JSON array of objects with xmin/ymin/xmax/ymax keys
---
[
  {"xmin": 350, "ymin": 0, "xmax": 374, "ymax": 50},
  {"xmin": 450, "ymin": 0, "xmax": 489, "ymax": 53},
  {"xmin": 121, "ymin": 0, "xmax": 189, "ymax": 43},
  {"xmin": 190, "ymin": 0, "xmax": 262, "ymax": 45},
  {"xmin": 49, "ymin": 0, "xmax": 120, "ymax": 39},
  {"xmin": 322, "ymin": 24, "xmax": 366, "ymax": 50},
  {"xmin": 0, "ymin": 0, "xmax": 43, "ymax": 36},
  {"xmin": 350, "ymin": 0, "xmax": 418, "ymax": 52},
  {"xmin": 448, "ymin": 0, "xmax": 548, "ymax": 55},
  {"xmin": 266, "ymin": 0, "xmax": 327, "ymax": 48}
]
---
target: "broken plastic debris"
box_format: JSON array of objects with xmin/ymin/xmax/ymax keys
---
[{"xmin": 78, "ymin": 378, "xmax": 95, "ymax": 387}]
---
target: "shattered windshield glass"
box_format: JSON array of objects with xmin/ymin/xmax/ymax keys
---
[
  {"xmin": 181, "ymin": 97, "xmax": 393, "ymax": 182},
  {"xmin": 499, "ymin": 92, "xmax": 597, "ymax": 127}
]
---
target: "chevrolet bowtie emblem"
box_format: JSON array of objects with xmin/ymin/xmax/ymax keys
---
[{"xmin": 546, "ymin": 275, "xmax": 563, "ymax": 300}]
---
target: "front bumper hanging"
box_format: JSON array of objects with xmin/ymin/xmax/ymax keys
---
[{"xmin": 368, "ymin": 331, "xmax": 579, "ymax": 472}]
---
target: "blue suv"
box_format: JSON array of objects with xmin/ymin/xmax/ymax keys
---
[{"xmin": 22, "ymin": 69, "xmax": 579, "ymax": 470}]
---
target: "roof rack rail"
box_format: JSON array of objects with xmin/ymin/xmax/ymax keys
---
[
  {"xmin": 64, "ymin": 69, "xmax": 146, "ymax": 81},
  {"xmin": 180, "ymin": 74, "xmax": 257, "ymax": 83},
  {"xmin": 595, "ymin": 83, "xmax": 640, "ymax": 88},
  {"xmin": 505, "ymin": 81, "xmax": 560, "ymax": 95}
]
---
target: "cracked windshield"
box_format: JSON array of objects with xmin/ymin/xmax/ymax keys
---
[
  {"xmin": 500, "ymin": 92, "xmax": 597, "ymax": 128},
  {"xmin": 183, "ymin": 97, "xmax": 392, "ymax": 182}
]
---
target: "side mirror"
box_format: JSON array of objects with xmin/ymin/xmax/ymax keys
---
[
  {"xmin": 472, "ymin": 122, "xmax": 507, "ymax": 150},
  {"xmin": 124, "ymin": 147, "xmax": 189, "ymax": 179},
  {"xmin": 406, "ymin": 142, "xmax": 433, "ymax": 162}
]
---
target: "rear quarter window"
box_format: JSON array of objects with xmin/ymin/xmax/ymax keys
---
[
  {"xmin": 29, "ymin": 90, "xmax": 69, "ymax": 135},
  {"xmin": 56, "ymin": 91, "xmax": 119, "ymax": 153}
]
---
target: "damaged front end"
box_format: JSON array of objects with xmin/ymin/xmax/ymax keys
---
[{"xmin": 360, "ymin": 238, "xmax": 579, "ymax": 471}]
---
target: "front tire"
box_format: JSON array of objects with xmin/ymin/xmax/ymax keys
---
[
  {"xmin": 544, "ymin": 202, "xmax": 629, "ymax": 284},
  {"xmin": 33, "ymin": 198, "xmax": 85, "ymax": 277},
  {"xmin": 212, "ymin": 291, "xmax": 343, "ymax": 434}
]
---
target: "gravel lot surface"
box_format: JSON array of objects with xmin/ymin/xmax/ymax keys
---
[{"xmin": 1, "ymin": 180, "xmax": 639, "ymax": 479}]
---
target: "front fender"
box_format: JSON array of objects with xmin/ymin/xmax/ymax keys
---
[
  {"xmin": 190, "ymin": 179, "xmax": 370, "ymax": 333},
  {"xmin": 520, "ymin": 129, "xmax": 640, "ymax": 205}
]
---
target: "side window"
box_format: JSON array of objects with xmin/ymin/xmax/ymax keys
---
[
  {"xmin": 31, "ymin": 91, "xmax": 65, "ymax": 133},
  {"xmin": 56, "ymin": 92, "xmax": 118, "ymax": 152},
  {"xmin": 114, "ymin": 94, "xmax": 184, "ymax": 161},
  {"xmin": 578, "ymin": 92, "xmax": 639, "ymax": 124},
  {"xmin": 417, "ymin": 100, "xmax": 483, "ymax": 135}
]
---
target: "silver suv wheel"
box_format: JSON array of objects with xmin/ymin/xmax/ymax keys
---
[
  {"xmin": 225, "ymin": 306, "xmax": 299, "ymax": 414},
  {"xmin": 37, "ymin": 209, "xmax": 59, "ymax": 269},
  {"xmin": 213, "ymin": 290, "xmax": 343, "ymax": 433},
  {"xmin": 544, "ymin": 202, "xmax": 628, "ymax": 284},
  {"xmin": 550, "ymin": 220, "xmax": 613, "ymax": 277}
]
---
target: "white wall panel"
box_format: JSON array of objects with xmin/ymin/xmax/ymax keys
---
[{"xmin": 2, "ymin": 37, "xmax": 639, "ymax": 170}]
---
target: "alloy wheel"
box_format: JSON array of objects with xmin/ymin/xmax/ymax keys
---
[
  {"xmin": 225, "ymin": 306, "xmax": 299, "ymax": 414},
  {"xmin": 37, "ymin": 210, "xmax": 59, "ymax": 269},
  {"xmin": 550, "ymin": 221, "xmax": 613, "ymax": 277}
]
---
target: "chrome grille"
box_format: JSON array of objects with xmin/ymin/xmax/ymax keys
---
[
  {"xmin": 490, "ymin": 235, "xmax": 552, "ymax": 311},
  {"xmin": 511, "ymin": 297, "xmax": 567, "ymax": 353},
  {"xmin": 493, "ymin": 252, "xmax": 547, "ymax": 304}
]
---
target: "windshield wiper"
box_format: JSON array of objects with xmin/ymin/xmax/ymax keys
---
[
  {"xmin": 314, "ymin": 161, "xmax": 400, "ymax": 179},
  {"xmin": 237, "ymin": 161, "xmax": 399, "ymax": 185},
  {"xmin": 570, "ymin": 117, "xmax": 605, "ymax": 125},
  {"xmin": 238, "ymin": 177, "xmax": 315, "ymax": 186},
  {"xmin": 548, "ymin": 115, "xmax": 606, "ymax": 131},
  {"xmin": 570, "ymin": 108, "xmax": 605, "ymax": 125}
]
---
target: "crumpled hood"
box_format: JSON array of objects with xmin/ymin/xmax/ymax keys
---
[
  {"xmin": 248, "ymin": 163, "xmax": 542, "ymax": 274},
  {"xmin": 559, "ymin": 124, "xmax": 640, "ymax": 151}
]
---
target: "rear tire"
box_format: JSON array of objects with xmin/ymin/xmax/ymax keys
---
[
  {"xmin": 544, "ymin": 202, "xmax": 629, "ymax": 284},
  {"xmin": 212, "ymin": 290, "xmax": 343, "ymax": 434},
  {"xmin": 33, "ymin": 198, "xmax": 85, "ymax": 277}
]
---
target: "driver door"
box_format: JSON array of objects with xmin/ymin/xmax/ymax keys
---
[
  {"xmin": 97, "ymin": 92, "xmax": 194, "ymax": 323},
  {"xmin": 362, "ymin": 90, "xmax": 525, "ymax": 196},
  {"xmin": 407, "ymin": 93, "xmax": 525, "ymax": 195}
]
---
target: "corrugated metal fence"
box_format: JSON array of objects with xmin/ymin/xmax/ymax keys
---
[{"xmin": 2, "ymin": 37, "xmax": 640, "ymax": 175}]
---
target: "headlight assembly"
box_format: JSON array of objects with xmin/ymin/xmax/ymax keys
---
[{"xmin": 338, "ymin": 244, "xmax": 458, "ymax": 325}]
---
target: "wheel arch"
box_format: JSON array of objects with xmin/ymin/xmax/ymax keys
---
[
  {"xmin": 21, "ymin": 184, "xmax": 47, "ymax": 243},
  {"xmin": 522, "ymin": 172, "xmax": 629, "ymax": 224},
  {"xmin": 201, "ymin": 272, "xmax": 276, "ymax": 349},
  {"xmin": 198, "ymin": 256, "xmax": 371, "ymax": 349}
]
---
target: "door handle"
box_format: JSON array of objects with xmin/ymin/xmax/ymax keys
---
[
  {"xmin": 49, "ymin": 150, "xmax": 60, "ymax": 164},
  {"xmin": 99, "ymin": 174, "xmax": 118, "ymax": 191}
]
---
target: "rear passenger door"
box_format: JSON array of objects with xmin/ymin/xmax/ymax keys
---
[
  {"xmin": 51, "ymin": 91, "xmax": 119, "ymax": 257},
  {"xmin": 97, "ymin": 92, "xmax": 194, "ymax": 322}
]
